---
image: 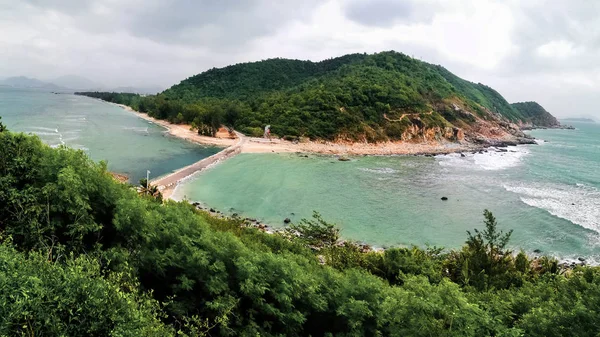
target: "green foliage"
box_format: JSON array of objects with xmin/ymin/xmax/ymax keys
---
[
  {"xmin": 0, "ymin": 242, "xmax": 171, "ymax": 336},
  {"xmin": 77, "ymin": 51, "xmax": 547, "ymax": 142},
  {"xmin": 1, "ymin": 129, "xmax": 599, "ymax": 336},
  {"xmin": 511, "ymin": 101, "xmax": 560, "ymax": 127},
  {"xmin": 0, "ymin": 116, "xmax": 6, "ymax": 132},
  {"xmin": 285, "ymin": 211, "xmax": 340, "ymax": 248}
]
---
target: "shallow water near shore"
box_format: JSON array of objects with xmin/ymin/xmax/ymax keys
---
[
  {"xmin": 0, "ymin": 88, "xmax": 221, "ymax": 182},
  {"xmin": 175, "ymin": 122, "xmax": 600, "ymax": 262}
]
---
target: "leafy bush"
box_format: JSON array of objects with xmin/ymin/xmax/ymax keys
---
[{"xmin": 1, "ymin": 129, "xmax": 599, "ymax": 336}]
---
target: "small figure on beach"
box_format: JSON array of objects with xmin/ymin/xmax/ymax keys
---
[{"xmin": 264, "ymin": 125, "xmax": 271, "ymax": 140}]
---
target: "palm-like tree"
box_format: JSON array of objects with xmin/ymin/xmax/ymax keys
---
[{"xmin": 138, "ymin": 178, "xmax": 163, "ymax": 202}]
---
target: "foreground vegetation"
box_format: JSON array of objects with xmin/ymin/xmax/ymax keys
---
[
  {"xmin": 77, "ymin": 51, "xmax": 558, "ymax": 142},
  {"xmin": 1, "ymin": 122, "xmax": 599, "ymax": 336}
]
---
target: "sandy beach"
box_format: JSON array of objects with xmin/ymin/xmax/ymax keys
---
[
  {"xmin": 116, "ymin": 103, "xmax": 486, "ymax": 155},
  {"xmin": 240, "ymin": 137, "xmax": 480, "ymax": 155},
  {"xmin": 114, "ymin": 103, "xmax": 530, "ymax": 157},
  {"xmin": 116, "ymin": 104, "xmax": 237, "ymax": 147}
]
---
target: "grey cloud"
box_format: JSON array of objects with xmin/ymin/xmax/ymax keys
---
[
  {"xmin": 18, "ymin": 0, "xmax": 319, "ymax": 50},
  {"xmin": 126, "ymin": 0, "xmax": 319, "ymax": 48},
  {"xmin": 497, "ymin": 1, "xmax": 600, "ymax": 75},
  {"xmin": 342, "ymin": 0, "xmax": 434, "ymax": 27}
]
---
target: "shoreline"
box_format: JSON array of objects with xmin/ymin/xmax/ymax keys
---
[
  {"xmin": 189, "ymin": 200, "xmax": 593, "ymax": 269},
  {"xmin": 107, "ymin": 102, "xmax": 590, "ymax": 267},
  {"xmin": 113, "ymin": 103, "xmax": 535, "ymax": 156},
  {"xmin": 109, "ymin": 102, "xmax": 537, "ymax": 199}
]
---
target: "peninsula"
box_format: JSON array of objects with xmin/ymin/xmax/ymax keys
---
[{"xmin": 77, "ymin": 51, "xmax": 561, "ymax": 153}]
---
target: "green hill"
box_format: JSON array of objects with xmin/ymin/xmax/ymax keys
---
[
  {"xmin": 511, "ymin": 101, "xmax": 560, "ymax": 127},
  {"xmin": 78, "ymin": 51, "xmax": 556, "ymax": 142}
]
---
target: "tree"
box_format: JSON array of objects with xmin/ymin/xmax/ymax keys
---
[
  {"xmin": 0, "ymin": 116, "xmax": 6, "ymax": 132},
  {"xmin": 285, "ymin": 211, "xmax": 340, "ymax": 249},
  {"xmin": 138, "ymin": 178, "xmax": 162, "ymax": 202},
  {"xmin": 447, "ymin": 210, "xmax": 515, "ymax": 290}
]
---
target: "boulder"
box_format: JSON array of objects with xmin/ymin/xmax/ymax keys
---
[
  {"xmin": 284, "ymin": 218, "xmax": 291, "ymax": 224},
  {"xmin": 441, "ymin": 197, "xmax": 448, "ymax": 201},
  {"xmin": 460, "ymin": 153, "xmax": 466, "ymax": 157},
  {"xmin": 209, "ymin": 208, "xmax": 216, "ymax": 213},
  {"xmin": 533, "ymin": 249, "xmax": 541, "ymax": 253}
]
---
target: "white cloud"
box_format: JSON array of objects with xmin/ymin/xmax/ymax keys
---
[{"xmin": 536, "ymin": 40, "xmax": 579, "ymax": 59}]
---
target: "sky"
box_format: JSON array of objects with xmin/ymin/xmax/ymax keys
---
[{"xmin": 1, "ymin": 0, "xmax": 599, "ymax": 118}]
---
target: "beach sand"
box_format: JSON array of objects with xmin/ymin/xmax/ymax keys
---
[
  {"xmin": 116, "ymin": 103, "xmax": 481, "ymax": 156},
  {"xmin": 116, "ymin": 104, "xmax": 236, "ymax": 147}
]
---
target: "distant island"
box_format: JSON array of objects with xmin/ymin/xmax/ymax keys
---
[
  {"xmin": 77, "ymin": 51, "xmax": 564, "ymax": 151},
  {"xmin": 562, "ymin": 117, "xmax": 596, "ymax": 123}
]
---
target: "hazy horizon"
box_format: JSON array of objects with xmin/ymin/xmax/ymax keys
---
[{"xmin": 2, "ymin": 0, "xmax": 599, "ymax": 118}]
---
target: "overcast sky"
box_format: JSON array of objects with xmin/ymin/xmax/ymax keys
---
[{"xmin": 1, "ymin": 0, "xmax": 598, "ymax": 118}]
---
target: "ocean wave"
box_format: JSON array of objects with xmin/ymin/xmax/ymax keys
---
[
  {"xmin": 30, "ymin": 131, "xmax": 61, "ymax": 136},
  {"xmin": 358, "ymin": 167, "xmax": 398, "ymax": 174},
  {"xmin": 504, "ymin": 183, "xmax": 600, "ymax": 233},
  {"xmin": 437, "ymin": 147, "xmax": 529, "ymax": 171},
  {"xmin": 123, "ymin": 126, "xmax": 149, "ymax": 133},
  {"xmin": 28, "ymin": 126, "xmax": 59, "ymax": 132}
]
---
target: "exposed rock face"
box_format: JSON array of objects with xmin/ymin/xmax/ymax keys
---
[{"xmin": 400, "ymin": 125, "xmax": 464, "ymax": 142}]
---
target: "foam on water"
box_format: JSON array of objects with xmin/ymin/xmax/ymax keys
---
[
  {"xmin": 437, "ymin": 146, "xmax": 529, "ymax": 171},
  {"xmin": 473, "ymin": 147, "xmax": 529, "ymax": 170},
  {"xmin": 30, "ymin": 131, "xmax": 61, "ymax": 136},
  {"xmin": 28, "ymin": 126, "xmax": 59, "ymax": 132},
  {"xmin": 358, "ymin": 167, "xmax": 398, "ymax": 174},
  {"xmin": 504, "ymin": 183, "xmax": 600, "ymax": 233},
  {"xmin": 123, "ymin": 126, "xmax": 149, "ymax": 132}
]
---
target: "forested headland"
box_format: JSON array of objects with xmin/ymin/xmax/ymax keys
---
[
  {"xmin": 511, "ymin": 101, "xmax": 561, "ymax": 127},
  {"xmin": 1, "ymin": 118, "xmax": 599, "ymax": 336},
  {"xmin": 77, "ymin": 51, "xmax": 559, "ymax": 143}
]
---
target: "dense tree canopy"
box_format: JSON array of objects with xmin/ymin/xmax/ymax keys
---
[
  {"xmin": 77, "ymin": 51, "xmax": 560, "ymax": 142},
  {"xmin": 512, "ymin": 101, "xmax": 560, "ymax": 127},
  {"xmin": 0, "ymin": 127, "xmax": 599, "ymax": 336}
]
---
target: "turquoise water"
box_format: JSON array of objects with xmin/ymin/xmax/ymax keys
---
[
  {"xmin": 0, "ymin": 88, "xmax": 220, "ymax": 183},
  {"xmin": 175, "ymin": 122, "xmax": 600, "ymax": 261}
]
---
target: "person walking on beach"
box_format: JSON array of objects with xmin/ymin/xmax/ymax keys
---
[{"xmin": 264, "ymin": 125, "xmax": 271, "ymax": 141}]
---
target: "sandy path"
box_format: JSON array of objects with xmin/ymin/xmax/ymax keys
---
[{"xmin": 153, "ymin": 132, "xmax": 246, "ymax": 199}]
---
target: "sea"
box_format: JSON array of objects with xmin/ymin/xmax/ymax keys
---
[
  {"xmin": 2, "ymin": 88, "xmax": 599, "ymax": 262},
  {"xmin": 173, "ymin": 124, "xmax": 600, "ymax": 263},
  {"xmin": 0, "ymin": 88, "xmax": 221, "ymax": 183}
]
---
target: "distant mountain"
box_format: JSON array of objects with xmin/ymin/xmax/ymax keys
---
[
  {"xmin": 1, "ymin": 76, "xmax": 63, "ymax": 90},
  {"xmin": 51, "ymin": 75, "xmax": 101, "ymax": 91},
  {"xmin": 561, "ymin": 118, "xmax": 596, "ymax": 123},
  {"xmin": 510, "ymin": 102, "xmax": 560, "ymax": 127}
]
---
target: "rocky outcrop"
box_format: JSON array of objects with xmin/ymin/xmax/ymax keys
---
[{"xmin": 400, "ymin": 125, "xmax": 464, "ymax": 142}]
